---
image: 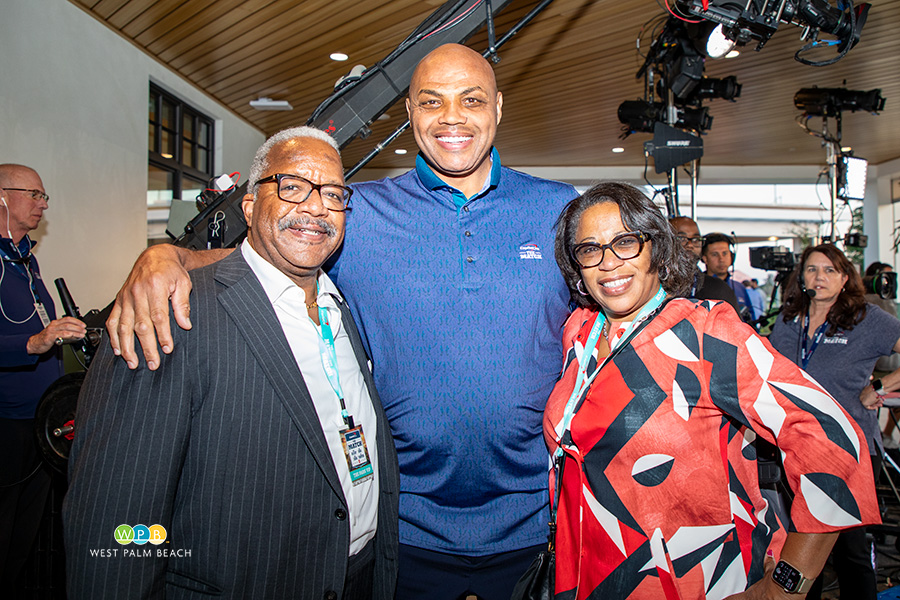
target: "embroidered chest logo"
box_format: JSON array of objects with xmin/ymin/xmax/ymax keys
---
[
  {"xmin": 519, "ymin": 243, "xmax": 542, "ymax": 260},
  {"xmin": 822, "ymin": 336, "xmax": 848, "ymax": 345}
]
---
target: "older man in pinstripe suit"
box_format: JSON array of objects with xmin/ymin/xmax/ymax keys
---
[{"xmin": 63, "ymin": 127, "xmax": 399, "ymax": 600}]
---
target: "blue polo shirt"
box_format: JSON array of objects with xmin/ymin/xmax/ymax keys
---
[
  {"xmin": 0, "ymin": 236, "xmax": 62, "ymax": 419},
  {"xmin": 331, "ymin": 150, "xmax": 577, "ymax": 555}
]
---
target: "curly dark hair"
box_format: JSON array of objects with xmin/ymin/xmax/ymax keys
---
[
  {"xmin": 780, "ymin": 243, "xmax": 866, "ymax": 335},
  {"xmin": 554, "ymin": 182, "xmax": 697, "ymax": 309}
]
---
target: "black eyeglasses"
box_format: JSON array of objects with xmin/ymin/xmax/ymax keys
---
[
  {"xmin": 254, "ymin": 174, "xmax": 352, "ymax": 212},
  {"xmin": 676, "ymin": 234, "xmax": 704, "ymax": 246},
  {"xmin": 2, "ymin": 188, "xmax": 49, "ymax": 204},
  {"xmin": 571, "ymin": 231, "xmax": 650, "ymax": 269}
]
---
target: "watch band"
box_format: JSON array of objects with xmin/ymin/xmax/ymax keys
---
[{"xmin": 873, "ymin": 378, "xmax": 885, "ymax": 395}]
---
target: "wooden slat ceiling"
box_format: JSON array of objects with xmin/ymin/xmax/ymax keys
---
[{"xmin": 70, "ymin": 0, "xmax": 900, "ymax": 175}]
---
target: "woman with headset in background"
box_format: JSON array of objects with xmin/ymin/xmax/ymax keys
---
[{"xmin": 769, "ymin": 243, "xmax": 900, "ymax": 599}]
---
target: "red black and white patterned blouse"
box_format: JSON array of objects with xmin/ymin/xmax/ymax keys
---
[{"xmin": 544, "ymin": 298, "xmax": 879, "ymax": 600}]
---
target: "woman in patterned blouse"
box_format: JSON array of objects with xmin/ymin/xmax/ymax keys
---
[{"xmin": 544, "ymin": 182, "xmax": 879, "ymax": 600}]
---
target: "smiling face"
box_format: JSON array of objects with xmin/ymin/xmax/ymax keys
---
[
  {"xmin": 576, "ymin": 202, "xmax": 660, "ymax": 322},
  {"xmin": 242, "ymin": 137, "xmax": 346, "ymax": 291},
  {"xmin": 803, "ymin": 251, "xmax": 849, "ymax": 306},
  {"xmin": 405, "ymin": 44, "xmax": 502, "ymax": 197}
]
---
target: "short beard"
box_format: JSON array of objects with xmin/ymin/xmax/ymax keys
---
[{"xmin": 278, "ymin": 216, "xmax": 337, "ymax": 237}]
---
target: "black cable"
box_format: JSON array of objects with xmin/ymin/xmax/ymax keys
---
[
  {"xmin": 0, "ymin": 459, "xmax": 43, "ymax": 488},
  {"xmin": 795, "ymin": 0, "xmax": 856, "ymax": 66}
]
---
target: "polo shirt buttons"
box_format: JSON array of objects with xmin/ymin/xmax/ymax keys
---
[
  {"xmin": 464, "ymin": 231, "xmax": 472, "ymax": 237},
  {"xmin": 466, "ymin": 257, "xmax": 474, "ymax": 263},
  {"xmin": 324, "ymin": 591, "xmax": 338, "ymax": 600},
  {"xmin": 334, "ymin": 508, "xmax": 347, "ymax": 520},
  {"xmin": 463, "ymin": 206, "xmax": 470, "ymax": 212}
]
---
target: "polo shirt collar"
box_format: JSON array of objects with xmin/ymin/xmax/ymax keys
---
[{"xmin": 415, "ymin": 147, "xmax": 501, "ymax": 206}]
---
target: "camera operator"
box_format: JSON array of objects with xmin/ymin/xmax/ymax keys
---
[
  {"xmin": 769, "ymin": 244, "xmax": 900, "ymax": 600},
  {"xmin": 701, "ymin": 232, "xmax": 758, "ymax": 322},
  {"xmin": 0, "ymin": 164, "xmax": 85, "ymax": 592}
]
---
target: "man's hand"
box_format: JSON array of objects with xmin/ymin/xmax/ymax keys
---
[
  {"xmin": 27, "ymin": 317, "xmax": 87, "ymax": 355},
  {"xmin": 106, "ymin": 244, "xmax": 193, "ymax": 370}
]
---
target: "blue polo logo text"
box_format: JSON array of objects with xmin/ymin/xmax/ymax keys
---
[{"xmin": 114, "ymin": 524, "xmax": 167, "ymax": 546}]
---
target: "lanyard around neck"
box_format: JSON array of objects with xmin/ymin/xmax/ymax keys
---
[
  {"xmin": 555, "ymin": 286, "xmax": 667, "ymax": 458},
  {"xmin": 311, "ymin": 284, "xmax": 353, "ymax": 429},
  {"xmin": 800, "ymin": 312, "xmax": 828, "ymax": 370}
]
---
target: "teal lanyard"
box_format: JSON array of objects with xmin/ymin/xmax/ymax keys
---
[
  {"xmin": 312, "ymin": 285, "xmax": 353, "ymax": 429},
  {"xmin": 555, "ymin": 286, "xmax": 667, "ymax": 459}
]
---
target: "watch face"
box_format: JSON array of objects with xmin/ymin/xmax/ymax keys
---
[{"xmin": 773, "ymin": 560, "xmax": 801, "ymax": 592}]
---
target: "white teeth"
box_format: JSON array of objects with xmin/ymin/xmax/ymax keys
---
[
  {"xmin": 438, "ymin": 136, "xmax": 471, "ymax": 143},
  {"xmin": 602, "ymin": 276, "xmax": 632, "ymax": 289}
]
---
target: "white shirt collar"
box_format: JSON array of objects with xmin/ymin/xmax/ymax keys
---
[{"xmin": 240, "ymin": 239, "xmax": 342, "ymax": 308}]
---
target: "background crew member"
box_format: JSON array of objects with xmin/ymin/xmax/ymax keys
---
[
  {"xmin": 669, "ymin": 216, "xmax": 740, "ymax": 312},
  {"xmin": 769, "ymin": 244, "xmax": 900, "ymax": 600},
  {"xmin": 702, "ymin": 232, "xmax": 757, "ymax": 321},
  {"xmin": 0, "ymin": 164, "xmax": 85, "ymax": 593}
]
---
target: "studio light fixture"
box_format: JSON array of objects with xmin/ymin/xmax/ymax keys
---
[
  {"xmin": 612, "ymin": 147, "xmax": 625, "ymax": 153},
  {"xmin": 705, "ymin": 24, "xmax": 736, "ymax": 59},
  {"xmin": 249, "ymin": 97, "xmax": 293, "ymax": 111},
  {"xmin": 330, "ymin": 52, "xmax": 349, "ymax": 61},
  {"xmin": 394, "ymin": 148, "xmax": 408, "ymax": 155}
]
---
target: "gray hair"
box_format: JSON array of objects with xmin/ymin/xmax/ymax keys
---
[{"xmin": 247, "ymin": 126, "xmax": 341, "ymax": 198}]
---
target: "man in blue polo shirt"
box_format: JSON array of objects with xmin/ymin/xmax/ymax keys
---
[{"xmin": 106, "ymin": 44, "xmax": 577, "ymax": 599}]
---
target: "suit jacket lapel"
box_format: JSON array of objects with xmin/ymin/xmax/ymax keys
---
[{"xmin": 213, "ymin": 251, "xmax": 345, "ymax": 502}]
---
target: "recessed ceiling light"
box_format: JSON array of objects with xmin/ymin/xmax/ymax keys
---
[
  {"xmin": 612, "ymin": 147, "xmax": 625, "ymax": 153},
  {"xmin": 394, "ymin": 148, "xmax": 408, "ymax": 155},
  {"xmin": 161, "ymin": 153, "xmax": 173, "ymax": 159},
  {"xmin": 725, "ymin": 49, "xmax": 740, "ymax": 59},
  {"xmin": 249, "ymin": 97, "xmax": 293, "ymax": 111},
  {"xmin": 330, "ymin": 52, "xmax": 349, "ymax": 61},
  {"xmin": 768, "ymin": 236, "xmax": 780, "ymax": 242},
  {"xmin": 377, "ymin": 114, "xmax": 391, "ymax": 121}
]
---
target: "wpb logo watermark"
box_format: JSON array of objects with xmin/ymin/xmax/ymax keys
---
[
  {"xmin": 114, "ymin": 524, "xmax": 167, "ymax": 546},
  {"xmin": 87, "ymin": 524, "xmax": 190, "ymax": 558}
]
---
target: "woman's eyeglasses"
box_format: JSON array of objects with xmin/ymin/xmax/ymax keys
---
[{"xmin": 571, "ymin": 231, "xmax": 650, "ymax": 269}]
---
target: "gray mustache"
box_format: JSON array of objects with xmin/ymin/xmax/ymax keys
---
[{"xmin": 278, "ymin": 216, "xmax": 337, "ymax": 237}]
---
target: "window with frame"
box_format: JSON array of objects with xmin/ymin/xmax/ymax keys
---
[{"xmin": 147, "ymin": 84, "xmax": 214, "ymax": 244}]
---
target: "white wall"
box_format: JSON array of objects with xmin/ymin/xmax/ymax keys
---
[{"xmin": 0, "ymin": 0, "xmax": 264, "ymax": 312}]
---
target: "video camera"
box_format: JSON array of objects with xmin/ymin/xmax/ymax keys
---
[
  {"xmin": 863, "ymin": 271, "xmax": 898, "ymax": 301},
  {"xmin": 750, "ymin": 246, "xmax": 797, "ymax": 273}
]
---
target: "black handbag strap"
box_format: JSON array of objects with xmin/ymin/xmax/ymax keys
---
[{"xmin": 548, "ymin": 453, "xmax": 566, "ymax": 551}]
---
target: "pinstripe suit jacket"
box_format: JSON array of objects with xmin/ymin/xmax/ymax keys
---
[{"xmin": 63, "ymin": 250, "xmax": 399, "ymax": 599}]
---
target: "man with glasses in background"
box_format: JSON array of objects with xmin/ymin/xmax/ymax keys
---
[
  {"xmin": 0, "ymin": 164, "xmax": 86, "ymax": 593},
  {"xmin": 669, "ymin": 216, "xmax": 740, "ymax": 312}
]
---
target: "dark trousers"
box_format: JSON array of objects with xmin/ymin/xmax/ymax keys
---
[
  {"xmin": 343, "ymin": 538, "xmax": 376, "ymax": 600},
  {"xmin": 395, "ymin": 542, "xmax": 545, "ymax": 600},
  {"xmin": 0, "ymin": 418, "xmax": 51, "ymax": 592},
  {"xmin": 805, "ymin": 452, "xmax": 882, "ymax": 600}
]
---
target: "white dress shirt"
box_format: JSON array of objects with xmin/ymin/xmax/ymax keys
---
[{"xmin": 241, "ymin": 241, "xmax": 379, "ymax": 555}]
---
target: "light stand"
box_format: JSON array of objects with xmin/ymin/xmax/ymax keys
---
[{"xmin": 794, "ymin": 86, "xmax": 884, "ymax": 243}]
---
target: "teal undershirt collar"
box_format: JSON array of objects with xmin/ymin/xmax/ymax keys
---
[{"xmin": 415, "ymin": 147, "xmax": 501, "ymax": 209}]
